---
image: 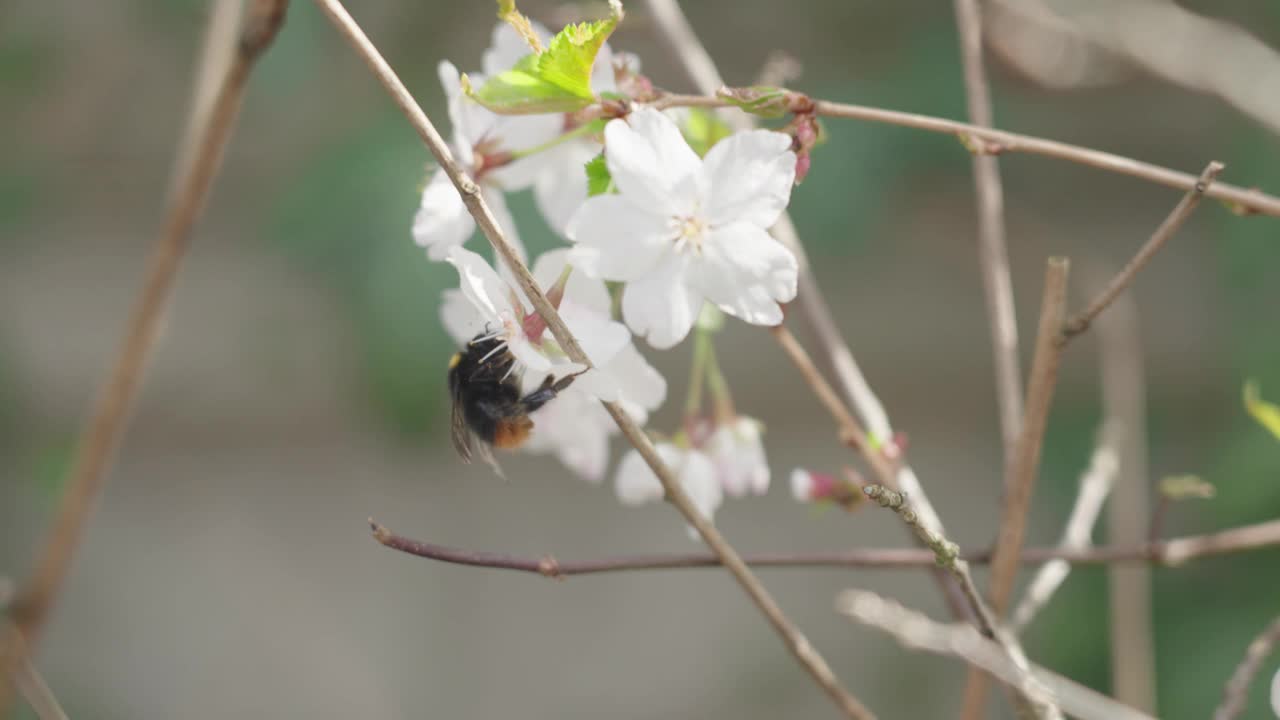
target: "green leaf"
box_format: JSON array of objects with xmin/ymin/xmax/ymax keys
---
[
  {"xmin": 469, "ymin": 7, "xmax": 620, "ymax": 115},
  {"xmin": 680, "ymin": 108, "xmax": 733, "ymax": 157},
  {"xmin": 1244, "ymin": 380, "xmax": 1280, "ymax": 441},
  {"xmin": 584, "ymin": 154, "xmax": 612, "ymax": 196}
]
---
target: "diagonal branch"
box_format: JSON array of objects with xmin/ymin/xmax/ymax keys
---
[
  {"xmin": 1011, "ymin": 421, "xmax": 1120, "ymax": 632},
  {"xmin": 988, "ymin": 258, "xmax": 1071, "ymax": 615},
  {"xmin": 1213, "ymin": 615, "xmax": 1280, "ymax": 720},
  {"xmin": 838, "ymin": 590, "xmax": 1156, "ymax": 720},
  {"xmin": 0, "ymin": 2, "xmax": 290, "ymax": 712},
  {"xmin": 314, "ymin": 2, "xmax": 875, "ymax": 717},
  {"xmin": 1062, "ymin": 161, "xmax": 1224, "ymax": 338},
  {"xmin": 952, "ymin": 0, "xmax": 1023, "ymax": 463}
]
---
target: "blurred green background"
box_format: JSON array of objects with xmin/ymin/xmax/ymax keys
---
[{"xmin": 3, "ymin": 0, "xmax": 1280, "ymax": 717}]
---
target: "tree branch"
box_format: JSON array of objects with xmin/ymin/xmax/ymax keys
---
[
  {"xmin": 863, "ymin": 486, "xmax": 1059, "ymax": 719},
  {"xmin": 1213, "ymin": 615, "xmax": 1280, "ymax": 720},
  {"xmin": 1063, "ymin": 161, "xmax": 1224, "ymax": 338},
  {"xmin": 951, "ymin": 0, "xmax": 1023, "ymax": 465},
  {"xmin": 642, "ymin": 93, "xmax": 1280, "ymax": 218},
  {"xmin": 988, "ymin": 258, "xmax": 1071, "ymax": 617},
  {"xmin": 0, "ymin": 2, "xmax": 290, "ymax": 712},
  {"xmin": 368, "ymin": 515, "xmax": 1280, "ymax": 574},
  {"xmin": 315, "ymin": 2, "xmax": 875, "ymax": 717},
  {"xmin": 1011, "ymin": 422, "xmax": 1120, "ymax": 631}
]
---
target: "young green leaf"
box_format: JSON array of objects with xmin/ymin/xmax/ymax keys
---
[
  {"xmin": 1245, "ymin": 379, "xmax": 1280, "ymax": 441},
  {"xmin": 585, "ymin": 153, "xmax": 612, "ymax": 196},
  {"xmin": 469, "ymin": 4, "xmax": 621, "ymax": 115}
]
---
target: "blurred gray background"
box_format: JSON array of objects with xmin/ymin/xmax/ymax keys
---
[{"xmin": 4, "ymin": 0, "xmax": 1280, "ymax": 717}]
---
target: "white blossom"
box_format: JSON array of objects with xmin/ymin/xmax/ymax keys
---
[
  {"xmin": 705, "ymin": 416, "xmax": 770, "ymax": 497},
  {"xmin": 616, "ymin": 443, "xmax": 723, "ymax": 537},
  {"xmin": 566, "ymin": 108, "xmax": 799, "ymax": 348}
]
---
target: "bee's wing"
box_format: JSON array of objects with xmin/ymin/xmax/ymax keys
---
[
  {"xmin": 449, "ymin": 391, "xmax": 475, "ymax": 462},
  {"xmin": 450, "ymin": 389, "xmax": 507, "ymax": 479}
]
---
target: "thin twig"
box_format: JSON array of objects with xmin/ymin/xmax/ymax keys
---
[
  {"xmin": 12, "ymin": 659, "xmax": 68, "ymax": 720},
  {"xmin": 951, "ymin": 0, "xmax": 1023, "ymax": 464},
  {"xmin": 1213, "ymin": 615, "xmax": 1280, "ymax": 720},
  {"xmin": 315, "ymin": 3, "xmax": 875, "ymax": 717},
  {"xmin": 837, "ymin": 591, "xmax": 1155, "ymax": 720},
  {"xmin": 369, "ymin": 515, "xmax": 1280, "ymax": 573},
  {"xmin": 987, "ymin": 258, "xmax": 1071, "ymax": 618},
  {"xmin": 1063, "ymin": 161, "xmax": 1225, "ymax": 338},
  {"xmin": 0, "ymin": 2, "xmax": 290, "ymax": 712},
  {"xmin": 637, "ymin": 93, "xmax": 1280, "ymax": 218},
  {"xmin": 769, "ymin": 325, "xmax": 971, "ymax": 619},
  {"xmin": 1011, "ymin": 422, "xmax": 1120, "ymax": 632},
  {"xmin": 951, "ymin": 4, "xmax": 1023, "ymax": 713},
  {"xmin": 863, "ymin": 486, "xmax": 1058, "ymax": 719}
]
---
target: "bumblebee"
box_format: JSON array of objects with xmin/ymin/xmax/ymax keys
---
[{"xmin": 448, "ymin": 332, "xmax": 578, "ymax": 471}]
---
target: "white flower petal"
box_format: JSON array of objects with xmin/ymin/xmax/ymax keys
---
[
  {"xmin": 790, "ymin": 468, "xmax": 814, "ymax": 502},
  {"xmin": 525, "ymin": 386, "xmax": 613, "ymax": 483},
  {"xmin": 1270, "ymin": 666, "xmax": 1280, "ymax": 719},
  {"xmin": 534, "ymin": 140, "xmax": 599, "ymax": 236},
  {"xmin": 606, "ymin": 343, "xmax": 667, "ymax": 415},
  {"xmin": 702, "ymin": 129, "xmax": 796, "ymax": 228},
  {"xmin": 616, "ymin": 445, "xmax": 681, "ymax": 505},
  {"xmin": 707, "ymin": 417, "xmax": 770, "ymax": 497},
  {"xmin": 414, "ymin": 170, "xmax": 476, "ymax": 261},
  {"xmin": 560, "ymin": 300, "xmax": 629, "ymax": 368},
  {"xmin": 604, "ymin": 109, "xmax": 701, "ymax": 215},
  {"xmin": 484, "ymin": 113, "xmax": 564, "ymax": 189},
  {"xmin": 568, "ymin": 367, "xmax": 619, "ymax": 403},
  {"xmin": 440, "ymin": 288, "xmax": 485, "ymax": 346},
  {"xmin": 679, "ymin": 450, "xmax": 723, "ymax": 538},
  {"xmin": 479, "ymin": 186, "xmax": 527, "ymax": 264},
  {"xmin": 531, "ymin": 248, "xmax": 612, "ymax": 315},
  {"xmin": 446, "ymin": 246, "xmax": 516, "ymax": 326},
  {"xmin": 439, "ymin": 61, "xmax": 495, "ymax": 159},
  {"xmin": 695, "ymin": 222, "xmax": 798, "ymax": 325},
  {"xmin": 590, "ymin": 42, "xmax": 617, "ymax": 94},
  {"xmin": 621, "ymin": 254, "xmax": 703, "ymax": 349},
  {"xmin": 509, "ymin": 334, "xmax": 553, "ymax": 374},
  {"xmin": 566, "ymin": 194, "xmax": 674, "ymax": 281}
]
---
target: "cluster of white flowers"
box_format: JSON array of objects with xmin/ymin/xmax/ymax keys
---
[{"xmin": 417, "ymin": 20, "xmax": 804, "ymax": 534}]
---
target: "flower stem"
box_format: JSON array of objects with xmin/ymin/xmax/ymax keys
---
[
  {"xmin": 508, "ymin": 119, "xmax": 605, "ymax": 161},
  {"xmin": 684, "ymin": 327, "xmax": 711, "ymax": 418},
  {"xmin": 704, "ymin": 336, "xmax": 736, "ymax": 423}
]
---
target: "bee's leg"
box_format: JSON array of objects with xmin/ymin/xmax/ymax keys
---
[{"xmin": 519, "ymin": 368, "xmax": 587, "ymax": 412}]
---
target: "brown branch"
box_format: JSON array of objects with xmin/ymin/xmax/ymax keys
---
[
  {"xmin": 640, "ymin": 93, "xmax": 1280, "ymax": 218},
  {"xmin": 0, "ymin": 2, "xmax": 289, "ymax": 712},
  {"xmin": 370, "ymin": 515, "xmax": 1280, "ymax": 574},
  {"xmin": 315, "ymin": 3, "xmax": 875, "ymax": 717},
  {"xmin": 988, "ymin": 259, "xmax": 1071, "ymax": 614},
  {"xmin": 951, "ymin": 0, "xmax": 1023, "ymax": 465},
  {"xmin": 951, "ymin": 4, "xmax": 1023, "ymax": 714},
  {"xmin": 1063, "ymin": 161, "xmax": 1225, "ymax": 338},
  {"xmin": 1213, "ymin": 615, "xmax": 1280, "ymax": 720},
  {"xmin": 865, "ymin": 487, "xmax": 1059, "ymax": 719}
]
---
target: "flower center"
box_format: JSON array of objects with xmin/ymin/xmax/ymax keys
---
[{"xmin": 672, "ymin": 214, "xmax": 707, "ymax": 255}]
